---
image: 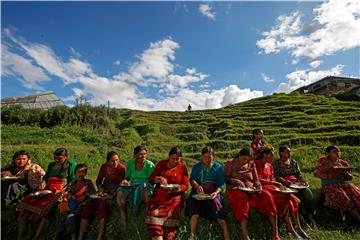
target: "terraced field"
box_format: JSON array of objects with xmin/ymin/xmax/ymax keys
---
[{"xmin": 1, "ymin": 92, "xmax": 360, "ymax": 239}]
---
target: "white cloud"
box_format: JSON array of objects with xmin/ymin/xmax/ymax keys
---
[
  {"xmin": 186, "ymin": 67, "xmax": 197, "ymax": 75},
  {"xmin": 2, "ymin": 28, "xmax": 93, "ymax": 85},
  {"xmin": 199, "ymin": 4, "xmax": 216, "ymax": 20},
  {"xmin": 114, "ymin": 38, "xmax": 209, "ymax": 94},
  {"xmin": 72, "ymin": 87, "xmax": 84, "ymax": 97},
  {"xmin": 309, "ymin": 60, "xmax": 322, "ymax": 68},
  {"xmin": 256, "ymin": 11, "xmax": 302, "ymax": 54},
  {"xmin": 277, "ymin": 64, "xmax": 344, "ymax": 93},
  {"xmin": 113, "ymin": 60, "xmax": 121, "ymax": 66},
  {"xmin": 69, "ymin": 47, "xmax": 82, "ymax": 58},
  {"xmin": 200, "ymin": 81, "xmax": 211, "ymax": 89},
  {"xmin": 261, "ymin": 73, "xmax": 274, "ymax": 83},
  {"xmin": 2, "ymin": 28, "xmax": 263, "ymax": 111},
  {"xmin": 257, "ymin": 0, "xmax": 360, "ymax": 61},
  {"xmin": 1, "ymin": 44, "xmax": 50, "ymax": 90},
  {"xmin": 128, "ymin": 38, "xmax": 179, "ymax": 81}
]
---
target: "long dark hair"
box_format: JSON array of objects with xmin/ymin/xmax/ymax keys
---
[
  {"xmin": 325, "ymin": 146, "xmax": 340, "ymax": 154},
  {"xmin": 252, "ymin": 128, "xmax": 263, "ymax": 140},
  {"xmin": 53, "ymin": 148, "xmax": 70, "ymax": 179},
  {"xmin": 169, "ymin": 146, "xmax": 182, "ymax": 157},
  {"xmin": 201, "ymin": 146, "xmax": 214, "ymax": 156},
  {"xmin": 54, "ymin": 148, "xmax": 68, "ymax": 157},
  {"xmin": 106, "ymin": 151, "xmax": 119, "ymax": 161},
  {"xmin": 74, "ymin": 163, "xmax": 88, "ymax": 174},
  {"xmin": 12, "ymin": 150, "xmax": 31, "ymax": 164},
  {"xmin": 134, "ymin": 145, "xmax": 147, "ymax": 155}
]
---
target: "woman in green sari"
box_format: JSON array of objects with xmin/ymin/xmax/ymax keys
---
[{"xmin": 116, "ymin": 145, "xmax": 155, "ymax": 225}]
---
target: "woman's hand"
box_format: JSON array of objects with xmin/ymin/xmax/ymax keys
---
[
  {"xmin": 155, "ymin": 176, "xmax": 167, "ymax": 184},
  {"xmin": 170, "ymin": 186, "xmax": 180, "ymax": 193},
  {"xmin": 121, "ymin": 179, "xmax": 129, "ymax": 185},
  {"xmin": 282, "ymin": 180, "xmax": 292, "ymax": 186},
  {"xmin": 232, "ymin": 178, "xmax": 245, "ymax": 188},
  {"xmin": 195, "ymin": 184, "xmax": 204, "ymax": 194},
  {"xmin": 344, "ymin": 171, "xmax": 353, "ymax": 180},
  {"xmin": 299, "ymin": 178, "xmax": 308, "ymax": 186},
  {"xmin": 273, "ymin": 181, "xmax": 283, "ymax": 187},
  {"xmin": 1, "ymin": 171, "xmax": 12, "ymax": 177},
  {"xmin": 210, "ymin": 191, "xmax": 219, "ymax": 199}
]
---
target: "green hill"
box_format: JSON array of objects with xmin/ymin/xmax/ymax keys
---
[{"xmin": 1, "ymin": 92, "xmax": 360, "ymax": 239}]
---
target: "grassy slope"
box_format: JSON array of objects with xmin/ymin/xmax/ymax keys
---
[{"xmin": 1, "ymin": 92, "xmax": 360, "ymax": 239}]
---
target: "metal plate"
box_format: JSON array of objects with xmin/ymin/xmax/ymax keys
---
[
  {"xmin": 274, "ymin": 187, "xmax": 297, "ymax": 194},
  {"xmin": 29, "ymin": 190, "xmax": 53, "ymax": 198},
  {"xmin": 1, "ymin": 176, "xmax": 22, "ymax": 181},
  {"xmin": 237, "ymin": 187, "xmax": 262, "ymax": 193},
  {"xmin": 192, "ymin": 194, "xmax": 212, "ymax": 200},
  {"xmin": 160, "ymin": 184, "xmax": 180, "ymax": 190},
  {"xmin": 289, "ymin": 183, "xmax": 309, "ymax": 189}
]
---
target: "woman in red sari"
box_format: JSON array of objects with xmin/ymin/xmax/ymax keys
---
[
  {"xmin": 315, "ymin": 146, "xmax": 360, "ymax": 222},
  {"xmin": 78, "ymin": 151, "xmax": 126, "ymax": 240},
  {"xmin": 225, "ymin": 148, "xmax": 280, "ymax": 240},
  {"xmin": 255, "ymin": 148, "xmax": 309, "ymax": 239},
  {"xmin": 145, "ymin": 146, "xmax": 189, "ymax": 240}
]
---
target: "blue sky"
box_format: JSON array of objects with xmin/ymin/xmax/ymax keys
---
[{"xmin": 1, "ymin": 1, "xmax": 359, "ymax": 110}]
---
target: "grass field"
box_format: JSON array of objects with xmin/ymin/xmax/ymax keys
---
[{"xmin": 1, "ymin": 92, "xmax": 359, "ymax": 239}]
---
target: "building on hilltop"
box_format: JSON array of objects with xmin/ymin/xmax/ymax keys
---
[
  {"xmin": 1, "ymin": 91, "xmax": 64, "ymax": 109},
  {"xmin": 294, "ymin": 76, "xmax": 360, "ymax": 96}
]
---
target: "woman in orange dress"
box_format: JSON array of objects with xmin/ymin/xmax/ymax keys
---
[
  {"xmin": 56, "ymin": 163, "xmax": 95, "ymax": 240},
  {"xmin": 315, "ymin": 146, "xmax": 360, "ymax": 222},
  {"xmin": 145, "ymin": 147, "xmax": 189, "ymax": 240}
]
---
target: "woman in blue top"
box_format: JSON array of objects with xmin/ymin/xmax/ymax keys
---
[{"xmin": 185, "ymin": 146, "xmax": 230, "ymax": 240}]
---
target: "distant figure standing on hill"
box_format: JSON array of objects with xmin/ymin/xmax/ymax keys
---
[
  {"xmin": 315, "ymin": 146, "xmax": 360, "ymax": 223},
  {"xmin": 187, "ymin": 104, "xmax": 192, "ymax": 111}
]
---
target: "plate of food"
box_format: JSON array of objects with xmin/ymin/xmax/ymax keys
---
[
  {"xmin": 192, "ymin": 194, "xmax": 212, "ymax": 201},
  {"xmin": 1, "ymin": 176, "xmax": 22, "ymax": 181},
  {"xmin": 89, "ymin": 194, "xmax": 101, "ymax": 199},
  {"xmin": 289, "ymin": 183, "xmax": 309, "ymax": 189},
  {"xmin": 274, "ymin": 187, "xmax": 297, "ymax": 194},
  {"xmin": 119, "ymin": 182, "xmax": 139, "ymax": 188},
  {"xmin": 29, "ymin": 190, "xmax": 53, "ymax": 198},
  {"xmin": 237, "ymin": 186, "xmax": 262, "ymax": 193},
  {"xmin": 160, "ymin": 184, "xmax": 180, "ymax": 190},
  {"xmin": 89, "ymin": 192, "xmax": 108, "ymax": 199},
  {"xmin": 333, "ymin": 166, "xmax": 352, "ymax": 170}
]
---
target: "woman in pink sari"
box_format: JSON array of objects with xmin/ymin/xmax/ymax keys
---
[
  {"xmin": 225, "ymin": 148, "xmax": 280, "ymax": 240},
  {"xmin": 315, "ymin": 146, "xmax": 360, "ymax": 222},
  {"xmin": 255, "ymin": 148, "xmax": 309, "ymax": 239}
]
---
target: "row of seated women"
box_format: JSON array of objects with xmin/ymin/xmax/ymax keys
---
[{"xmin": 1, "ymin": 130, "xmax": 359, "ymax": 240}]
